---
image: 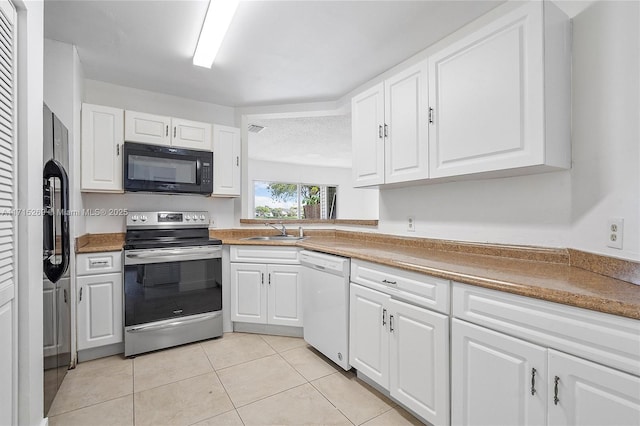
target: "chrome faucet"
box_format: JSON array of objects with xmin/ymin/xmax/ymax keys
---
[{"xmin": 266, "ymin": 222, "xmax": 287, "ymax": 236}]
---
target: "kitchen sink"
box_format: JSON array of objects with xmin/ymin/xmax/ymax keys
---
[{"xmin": 242, "ymin": 235, "xmax": 305, "ymax": 241}]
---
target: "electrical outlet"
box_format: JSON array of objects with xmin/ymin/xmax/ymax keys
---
[
  {"xmin": 607, "ymin": 218, "xmax": 623, "ymax": 249},
  {"xmin": 407, "ymin": 216, "xmax": 415, "ymax": 232}
]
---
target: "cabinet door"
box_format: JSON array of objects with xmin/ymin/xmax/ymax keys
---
[
  {"xmin": 230, "ymin": 263, "xmax": 267, "ymax": 324},
  {"xmin": 171, "ymin": 118, "xmax": 212, "ymax": 151},
  {"xmin": 76, "ymin": 273, "xmax": 123, "ymax": 350},
  {"xmin": 451, "ymin": 319, "xmax": 547, "ymax": 426},
  {"xmin": 212, "ymin": 124, "xmax": 241, "ymax": 196},
  {"xmin": 81, "ymin": 104, "xmax": 124, "ymax": 192},
  {"xmin": 428, "ymin": 2, "xmax": 544, "ymax": 178},
  {"xmin": 124, "ymin": 110, "xmax": 171, "ymax": 146},
  {"xmin": 389, "ymin": 299, "xmax": 449, "ymax": 425},
  {"xmin": 548, "ymin": 349, "xmax": 640, "ymax": 426},
  {"xmin": 349, "ymin": 283, "xmax": 390, "ymax": 389},
  {"xmin": 384, "ymin": 61, "xmax": 429, "ymax": 183},
  {"xmin": 267, "ymin": 265, "xmax": 302, "ymax": 327},
  {"xmin": 352, "ymin": 82, "xmax": 385, "ymax": 186}
]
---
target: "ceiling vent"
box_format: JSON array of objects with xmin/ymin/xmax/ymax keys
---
[{"xmin": 248, "ymin": 124, "xmax": 266, "ymax": 133}]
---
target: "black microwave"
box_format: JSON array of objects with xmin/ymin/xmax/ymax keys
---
[{"xmin": 123, "ymin": 142, "xmax": 213, "ymax": 195}]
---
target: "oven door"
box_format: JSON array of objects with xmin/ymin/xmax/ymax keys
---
[
  {"xmin": 124, "ymin": 246, "xmax": 222, "ymax": 327},
  {"xmin": 123, "ymin": 142, "xmax": 212, "ymax": 194}
]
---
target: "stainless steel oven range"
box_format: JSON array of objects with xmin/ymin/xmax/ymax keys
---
[{"xmin": 123, "ymin": 211, "xmax": 222, "ymax": 356}]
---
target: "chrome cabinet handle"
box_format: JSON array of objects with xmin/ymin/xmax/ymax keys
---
[
  {"xmin": 166, "ymin": 125, "xmax": 169, "ymax": 137},
  {"xmin": 236, "ymin": 156, "xmax": 239, "ymax": 166},
  {"xmin": 79, "ymin": 287, "xmax": 83, "ymax": 302},
  {"xmin": 90, "ymin": 260, "xmax": 109, "ymax": 266},
  {"xmin": 268, "ymin": 273, "xmax": 271, "ymax": 286},
  {"xmin": 382, "ymin": 279, "xmax": 397, "ymax": 285},
  {"xmin": 382, "ymin": 308, "xmax": 387, "ymax": 326},
  {"xmin": 553, "ymin": 376, "xmax": 560, "ymax": 405},
  {"xmin": 63, "ymin": 288, "xmax": 67, "ymax": 304},
  {"xmin": 173, "ymin": 126, "xmax": 176, "ymax": 138},
  {"xmin": 384, "ymin": 124, "xmax": 388, "ymax": 138},
  {"xmin": 378, "ymin": 125, "xmax": 383, "ymax": 139},
  {"xmin": 261, "ymin": 273, "xmax": 264, "ymax": 285},
  {"xmin": 116, "ymin": 144, "xmax": 120, "ymax": 156},
  {"xmin": 389, "ymin": 314, "xmax": 394, "ymax": 332},
  {"xmin": 531, "ymin": 368, "xmax": 537, "ymax": 395},
  {"xmin": 428, "ymin": 107, "xmax": 434, "ymax": 124}
]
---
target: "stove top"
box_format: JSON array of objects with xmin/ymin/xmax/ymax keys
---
[{"xmin": 125, "ymin": 210, "xmax": 220, "ymax": 250}]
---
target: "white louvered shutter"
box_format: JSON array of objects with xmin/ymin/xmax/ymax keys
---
[{"xmin": 0, "ymin": 0, "xmax": 16, "ymax": 425}]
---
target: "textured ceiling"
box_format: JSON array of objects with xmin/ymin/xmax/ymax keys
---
[
  {"xmin": 248, "ymin": 115, "xmax": 352, "ymax": 167},
  {"xmin": 44, "ymin": 0, "xmax": 504, "ymax": 107}
]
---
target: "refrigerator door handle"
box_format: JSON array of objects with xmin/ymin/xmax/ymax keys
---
[{"xmin": 43, "ymin": 158, "xmax": 70, "ymax": 284}]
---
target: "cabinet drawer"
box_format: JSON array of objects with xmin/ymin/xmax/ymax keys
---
[
  {"xmin": 77, "ymin": 251, "xmax": 122, "ymax": 276},
  {"xmin": 230, "ymin": 245, "xmax": 299, "ymax": 264},
  {"xmin": 453, "ymin": 282, "xmax": 640, "ymax": 376},
  {"xmin": 351, "ymin": 259, "xmax": 449, "ymax": 314}
]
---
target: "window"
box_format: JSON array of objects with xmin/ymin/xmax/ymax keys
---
[{"xmin": 254, "ymin": 181, "xmax": 337, "ymax": 220}]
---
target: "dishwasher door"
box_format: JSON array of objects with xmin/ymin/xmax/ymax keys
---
[{"xmin": 300, "ymin": 250, "xmax": 351, "ymax": 370}]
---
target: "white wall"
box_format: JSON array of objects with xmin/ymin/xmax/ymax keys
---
[
  {"xmin": 84, "ymin": 79, "xmax": 236, "ymax": 126},
  {"xmin": 247, "ymin": 159, "xmax": 378, "ymax": 220},
  {"xmin": 81, "ymin": 80, "xmax": 238, "ymax": 233},
  {"xmin": 82, "ymin": 193, "xmax": 235, "ymax": 233},
  {"xmin": 372, "ymin": 0, "xmax": 639, "ymax": 262},
  {"xmin": 569, "ymin": 0, "xmax": 639, "ymax": 260}
]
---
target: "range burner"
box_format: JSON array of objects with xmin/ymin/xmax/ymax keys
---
[{"xmin": 125, "ymin": 210, "xmax": 220, "ymax": 250}]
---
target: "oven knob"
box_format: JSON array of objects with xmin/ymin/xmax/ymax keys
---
[
  {"xmin": 200, "ymin": 214, "xmax": 206, "ymax": 221},
  {"xmin": 140, "ymin": 215, "xmax": 147, "ymax": 222},
  {"xmin": 185, "ymin": 215, "xmax": 191, "ymax": 221},
  {"xmin": 131, "ymin": 215, "xmax": 138, "ymax": 222}
]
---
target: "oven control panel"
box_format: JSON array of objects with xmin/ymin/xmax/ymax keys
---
[{"xmin": 127, "ymin": 211, "xmax": 209, "ymax": 228}]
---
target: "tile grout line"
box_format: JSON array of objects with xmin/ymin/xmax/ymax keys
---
[
  {"xmin": 47, "ymin": 393, "xmax": 135, "ymax": 420},
  {"xmin": 199, "ymin": 340, "xmax": 248, "ymax": 426}
]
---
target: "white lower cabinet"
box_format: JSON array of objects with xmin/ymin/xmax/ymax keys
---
[
  {"xmin": 230, "ymin": 263, "xmax": 303, "ymax": 327},
  {"xmin": 548, "ymin": 349, "xmax": 640, "ymax": 426},
  {"xmin": 76, "ymin": 272, "xmax": 123, "ymax": 350},
  {"xmin": 76, "ymin": 252, "xmax": 123, "ymax": 351},
  {"xmin": 230, "ymin": 246, "xmax": 302, "ymax": 328},
  {"xmin": 452, "ymin": 283, "xmax": 640, "ymax": 426},
  {"xmin": 452, "ymin": 318, "xmax": 547, "ymax": 426},
  {"xmin": 349, "ymin": 276, "xmax": 449, "ymax": 425}
]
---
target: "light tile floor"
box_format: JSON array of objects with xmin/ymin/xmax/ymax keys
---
[{"xmin": 48, "ymin": 333, "xmax": 423, "ymax": 426}]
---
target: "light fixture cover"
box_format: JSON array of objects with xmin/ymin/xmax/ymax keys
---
[{"xmin": 193, "ymin": 0, "xmax": 240, "ymax": 68}]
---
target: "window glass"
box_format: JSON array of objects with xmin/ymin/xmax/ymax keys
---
[{"xmin": 254, "ymin": 181, "xmax": 337, "ymax": 219}]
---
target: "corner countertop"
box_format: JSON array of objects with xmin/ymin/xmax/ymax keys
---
[
  {"xmin": 214, "ymin": 229, "xmax": 640, "ymax": 320},
  {"xmin": 73, "ymin": 229, "xmax": 640, "ymax": 320}
]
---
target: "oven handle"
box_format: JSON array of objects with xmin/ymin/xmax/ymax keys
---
[
  {"xmin": 125, "ymin": 247, "xmax": 222, "ymax": 264},
  {"xmin": 126, "ymin": 312, "xmax": 221, "ymax": 333}
]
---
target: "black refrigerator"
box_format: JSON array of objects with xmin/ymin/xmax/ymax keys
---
[{"xmin": 42, "ymin": 104, "xmax": 71, "ymax": 416}]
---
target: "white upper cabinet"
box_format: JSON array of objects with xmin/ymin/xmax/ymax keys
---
[
  {"xmin": 384, "ymin": 62, "xmax": 429, "ymax": 184},
  {"xmin": 352, "ymin": 61, "xmax": 429, "ymax": 187},
  {"xmin": 428, "ymin": 1, "xmax": 570, "ymax": 178},
  {"xmin": 212, "ymin": 124, "xmax": 241, "ymax": 197},
  {"xmin": 81, "ymin": 103, "xmax": 124, "ymax": 192},
  {"xmin": 351, "ymin": 1, "xmax": 570, "ymax": 186},
  {"xmin": 352, "ymin": 82, "xmax": 385, "ymax": 186},
  {"xmin": 124, "ymin": 110, "xmax": 171, "ymax": 146},
  {"xmin": 124, "ymin": 110, "xmax": 212, "ymax": 151},
  {"xmin": 172, "ymin": 117, "xmax": 212, "ymax": 151}
]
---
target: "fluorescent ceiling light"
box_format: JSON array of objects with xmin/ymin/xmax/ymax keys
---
[{"xmin": 193, "ymin": 0, "xmax": 240, "ymax": 68}]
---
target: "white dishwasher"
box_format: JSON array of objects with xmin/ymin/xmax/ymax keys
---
[{"xmin": 300, "ymin": 250, "xmax": 351, "ymax": 370}]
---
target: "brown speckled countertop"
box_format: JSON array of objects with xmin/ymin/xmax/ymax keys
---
[
  {"xmin": 73, "ymin": 229, "xmax": 640, "ymax": 319},
  {"xmin": 213, "ymin": 229, "xmax": 640, "ymax": 320},
  {"xmin": 76, "ymin": 233, "xmax": 125, "ymax": 253}
]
